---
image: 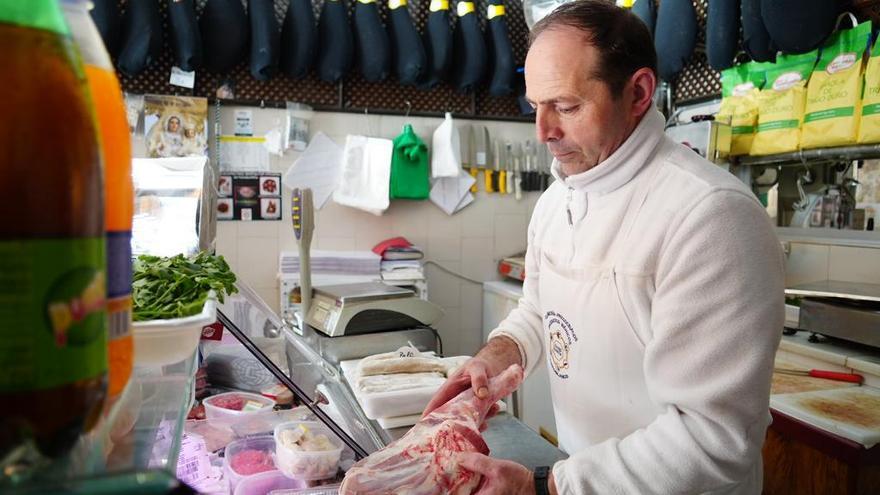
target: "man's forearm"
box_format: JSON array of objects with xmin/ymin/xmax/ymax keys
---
[{"xmin": 476, "ymin": 335, "xmax": 523, "ymax": 375}]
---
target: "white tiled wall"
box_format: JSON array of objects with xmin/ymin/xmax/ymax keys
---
[{"xmin": 135, "ymin": 108, "xmax": 540, "ymax": 357}]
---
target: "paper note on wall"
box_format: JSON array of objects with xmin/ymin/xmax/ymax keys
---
[
  {"xmin": 219, "ymin": 135, "xmax": 270, "ymax": 171},
  {"xmin": 283, "ymin": 132, "xmax": 343, "ymax": 209}
]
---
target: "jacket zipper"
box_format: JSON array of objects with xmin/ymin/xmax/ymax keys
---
[{"xmin": 566, "ymin": 187, "xmax": 573, "ymax": 226}]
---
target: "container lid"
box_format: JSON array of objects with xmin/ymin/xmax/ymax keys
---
[{"xmin": 0, "ymin": 0, "xmax": 69, "ymax": 35}]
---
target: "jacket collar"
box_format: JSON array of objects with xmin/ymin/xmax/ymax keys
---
[{"xmin": 551, "ymin": 109, "xmax": 665, "ymax": 194}]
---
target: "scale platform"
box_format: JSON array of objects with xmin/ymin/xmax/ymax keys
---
[{"xmin": 788, "ymin": 280, "xmax": 880, "ymax": 348}]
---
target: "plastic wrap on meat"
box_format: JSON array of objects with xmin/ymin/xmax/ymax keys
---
[{"xmin": 340, "ymin": 364, "xmax": 523, "ymax": 495}]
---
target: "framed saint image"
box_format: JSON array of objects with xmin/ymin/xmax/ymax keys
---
[{"xmin": 144, "ymin": 95, "xmax": 208, "ymax": 158}]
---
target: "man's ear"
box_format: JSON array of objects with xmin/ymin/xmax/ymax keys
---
[{"xmin": 629, "ymin": 68, "xmax": 657, "ymax": 117}]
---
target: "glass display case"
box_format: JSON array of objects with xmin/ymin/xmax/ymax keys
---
[
  {"xmin": 5, "ymin": 353, "xmax": 198, "ymax": 494},
  {"xmin": 5, "ymin": 279, "xmax": 565, "ymax": 494}
]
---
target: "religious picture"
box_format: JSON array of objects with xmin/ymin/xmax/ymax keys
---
[{"xmin": 144, "ymin": 95, "xmax": 208, "ymax": 158}]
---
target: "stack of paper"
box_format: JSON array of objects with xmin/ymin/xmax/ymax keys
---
[
  {"xmin": 279, "ymin": 250, "xmax": 381, "ymax": 276},
  {"xmin": 380, "ymin": 259, "xmax": 424, "ymax": 282}
]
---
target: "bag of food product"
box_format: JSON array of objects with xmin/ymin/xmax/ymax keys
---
[
  {"xmin": 859, "ymin": 32, "xmax": 880, "ymax": 143},
  {"xmin": 802, "ymin": 19, "xmax": 871, "ymax": 149},
  {"xmin": 751, "ymin": 51, "xmax": 818, "ymax": 155},
  {"xmin": 716, "ymin": 62, "xmax": 766, "ymax": 155}
]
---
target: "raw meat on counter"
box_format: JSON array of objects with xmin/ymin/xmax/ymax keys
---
[{"xmin": 340, "ymin": 364, "xmax": 524, "ymax": 494}]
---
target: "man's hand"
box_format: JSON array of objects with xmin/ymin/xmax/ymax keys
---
[
  {"xmin": 457, "ymin": 453, "xmax": 534, "ymax": 495},
  {"xmin": 422, "ymin": 357, "xmax": 495, "ymax": 417},
  {"xmin": 422, "ymin": 336, "xmax": 523, "ymax": 418}
]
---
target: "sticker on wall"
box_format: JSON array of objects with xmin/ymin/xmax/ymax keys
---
[{"xmin": 217, "ymin": 172, "xmax": 282, "ymax": 221}]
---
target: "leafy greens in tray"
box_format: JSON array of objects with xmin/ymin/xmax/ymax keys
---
[{"xmin": 133, "ymin": 251, "xmax": 237, "ymax": 321}]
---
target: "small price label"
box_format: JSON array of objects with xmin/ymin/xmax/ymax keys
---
[
  {"xmin": 396, "ymin": 345, "xmax": 419, "ymax": 358},
  {"xmin": 176, "ymin": 433, "xmax": 211, "ymax": 486},
  {"xmin": 169, "ymin": 66, "xmax": 196, "ymax": 89}
]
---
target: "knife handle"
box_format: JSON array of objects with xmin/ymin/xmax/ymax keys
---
[
  {"xmin": 485, "ymin": 170, "xmax": 495, "ymax": 193},
  {"xmin": 514, "ymin": 172, "xmax": 522, "ymax": 200},
  {"xmin": 469, "ymin": 167, "xmax": 479, "ymax": 193},
  {"xmin": 809, "ymin": 370, "xmax": 864, "ymax": 383},
  {"xmin": 499, "ymin": 171, "xmax": 507, "ymax": 194}
]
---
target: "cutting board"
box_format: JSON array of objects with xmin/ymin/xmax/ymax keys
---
[
  {"xmin": 770, "ymin": 372, "xmax": 859, "ymax": 395},
  {"xmin": 770, "ymin": 386, "xmax": 880, "ymax": 448}
]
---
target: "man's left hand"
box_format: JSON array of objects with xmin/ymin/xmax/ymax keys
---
[{"xmin": 457, "ymin": 452, "xmax": 534, "ymax": 495}]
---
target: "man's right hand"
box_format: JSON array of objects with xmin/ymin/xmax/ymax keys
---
[
  {"xmin": 421, "ymin": 335, "xmax": 523, "ymax": 418},
  {"xmin": 422, "ymin": 357, "xmax": 496, "ymax": 418}
]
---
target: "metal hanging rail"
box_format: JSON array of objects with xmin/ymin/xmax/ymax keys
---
[{"xmin": 734, "ymin": 144, "xmax": 880, "ymax": 166}]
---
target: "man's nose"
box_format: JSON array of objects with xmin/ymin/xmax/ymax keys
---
[{"xmin": 535, "ymin": 108, "xmax": 562, "ymax": 143}]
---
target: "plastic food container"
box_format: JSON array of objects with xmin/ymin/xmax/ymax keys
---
[
  {"xmin": 274, "ymin": 421, "xmax": 343, "ymax": 481},
  {"xmin": 132, "ymin": 295, "xmax": 216, "ymax": 366},
  {"xmin": 224, "ymin": 436, "xmax": 277, "ymax": 493},
  {"xmin": 233, "ymin": 469, "xmax": 309, "ymax": 495},
  {"xmin": 204, "ymin": 391, "xmax": 276, "ymax": 427}
]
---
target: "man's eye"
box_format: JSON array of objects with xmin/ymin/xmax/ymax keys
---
[{"xmin": 557, "ymin": 105, "xmax": 579, "ymax": 115}]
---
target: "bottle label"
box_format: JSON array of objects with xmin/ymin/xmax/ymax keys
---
[
  {"xmin": 0, "ymin": 238, "xmax": 107, "ymax": 392},
  {"xmin": 107, "ymin": 231, "xmax": 132, "ymax": 396}
]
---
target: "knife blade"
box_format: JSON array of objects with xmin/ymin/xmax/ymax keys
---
[
  {"xmin": 476, "ymin": 125, "xmax": 493, "ymax": 193},
  {"xmin": 495, "ymin": 139, "xmax": 506, "ymax": 194},
  {"xmin": 463, "ymin": 124, "xmax": 478, "ymax": 193}
]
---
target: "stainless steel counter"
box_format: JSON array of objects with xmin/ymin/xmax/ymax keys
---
[{"xmin": 382, "ymin": 412, "xmax": 567, "ymax": 470}]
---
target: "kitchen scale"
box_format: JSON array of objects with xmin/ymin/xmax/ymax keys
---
[
  {"xmin": 304, "ymin": 282, "xmax": 443, "ymax": 337},
  {"xmin": 291, "ymin": 188, "xmax": 443, "ymax": 339},
  {"xmin": 787, "ymin": 280, "xmax": 880, "ymax": 348}
]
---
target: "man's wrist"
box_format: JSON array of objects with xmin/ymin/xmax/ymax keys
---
[{"xmin": 478, "ymin": 335, "xmax": 524, "ymax": 375}]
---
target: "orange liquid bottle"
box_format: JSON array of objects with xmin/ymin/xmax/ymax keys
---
[
  {"xmin": 0, "ymin": 0, "xmax": 107, "ymax": 461},
  {"xmin": 64, "ymin": 1, "xmax": 134, "ymax": 400}
]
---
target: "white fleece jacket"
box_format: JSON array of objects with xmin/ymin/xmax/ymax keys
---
[{"xmin": 489, "ymin": 110, "xmax": 785, "ymax": 494}]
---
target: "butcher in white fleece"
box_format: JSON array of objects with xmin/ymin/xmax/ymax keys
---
[{"xmin": 423, "ymin": 1, "xmax": 784, "ymax": 494}]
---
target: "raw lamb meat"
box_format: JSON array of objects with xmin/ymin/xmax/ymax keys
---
[{"xmin": 340, "ymin": 364, "xmax": 524, "ymax": 495}]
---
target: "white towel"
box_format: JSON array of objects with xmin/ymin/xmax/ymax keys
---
[
  {"xmin": 431, "ymin": 112, "xmax": 462, "ymax": 178},
  {"xmin": 429, "ymin": 169, "xmax": 476, "ymax": 215},
  {"xmin": 333, "ymin": 135, "xmax": 393, "ymax": 216}
]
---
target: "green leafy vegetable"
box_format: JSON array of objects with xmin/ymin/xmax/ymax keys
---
[{"xmin": 132, "ymin": 251, "xmax": 238, "ymax": 321}]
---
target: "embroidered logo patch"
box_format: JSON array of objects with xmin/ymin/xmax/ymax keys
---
[{"xmin": 545, "ymin": 310, "xmax": 578, "ymax": 379}]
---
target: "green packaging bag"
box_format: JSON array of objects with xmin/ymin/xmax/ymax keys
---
[
  {"xmin": 390, "ymin": 124, "xmax": 430, "ymax": 199},
  {"xmin": 858, "ymin": 32, "xmax": 880, "ymax": 143},
  {"xmin": 716, "ymin": 62, "xmax": 767, "ymax": 155},
  {"xmin": 751, "ymin": 51, "xmax": 818, "ymax": 156},
  {"xmin": 802, "ymin": 21, "xmax": 871, "ymax": 149}
]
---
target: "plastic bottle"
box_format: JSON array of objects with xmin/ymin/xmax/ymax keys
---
[
  {"xmin": 63, "ymin": 0, "xmax": 134, "ymax": 404},
  {"xmin": 0, "ymin": 0, "xmax": 107, "ymax": 463}
]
